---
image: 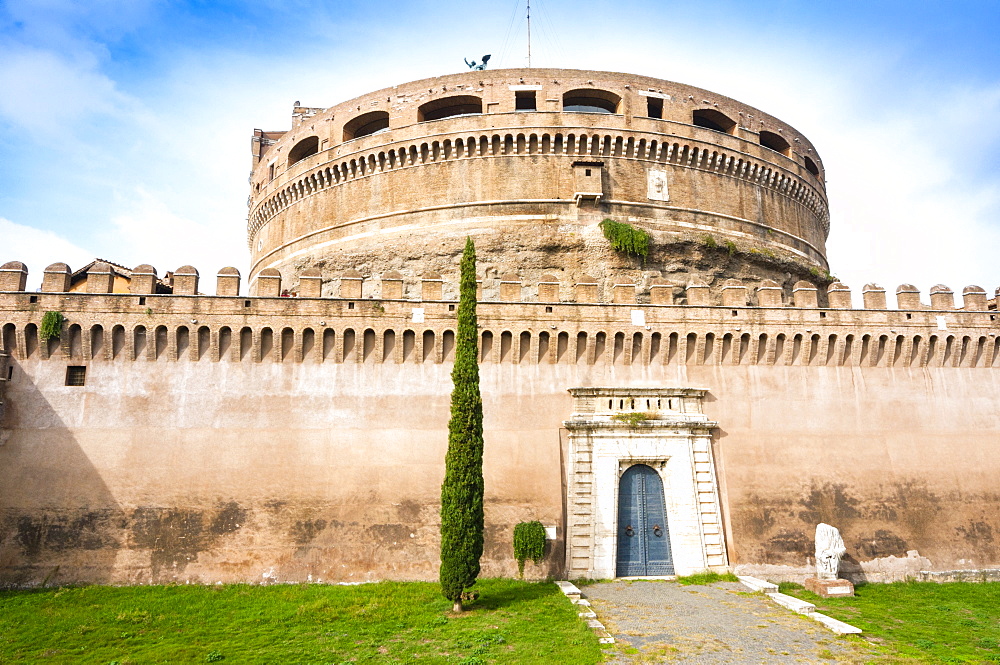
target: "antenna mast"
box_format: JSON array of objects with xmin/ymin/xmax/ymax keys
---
[{"xmin": 526, "ymin": 0, "xmax": 532, "ymax": 68}]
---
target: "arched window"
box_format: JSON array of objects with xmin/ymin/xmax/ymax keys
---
[
  {"xmin": 692, "ymin": 109, "xmax": 736, "ymax": 134},
  {"xmin": 343, "ymin": 111, "xmax": 389, "ymax": 141},
  {"xmin": 759, "ymin": 130, "xmax": 790, "ymax": 156},
  {"xmin": 562, "ymin": 89, "xmax": 621, "ymax": 114},
  {"xmin": 288, "ymin": 136, "xmax": 319, "ymax": 165},
  {"xmin": 418, "ymin": 95, "xmax": 482, "ymax": 122}
]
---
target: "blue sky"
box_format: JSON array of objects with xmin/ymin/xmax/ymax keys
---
[{"xmin": 2, "ymin": 0, "xmax": 999, "ymax": 299}]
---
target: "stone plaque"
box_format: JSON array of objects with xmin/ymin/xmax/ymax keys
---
[{"xmin": 647, "ymin": 169, "xmax": 669, "ymax": 201}]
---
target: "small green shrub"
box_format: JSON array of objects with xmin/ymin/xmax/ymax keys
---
[
  {"xmin": 599, "ymin": 219, "xmax": 650, "ymax": 261},
  {"xmin": 513, "ymin": 521, "xmax": 547, "ymax": 577},
  {"xmin": 40, "ymin": 311, "xmax": 64, "ymax": 341},
  {"xmin": 723, "ymin": 239, "xmax": 737, "ymax": 255},
  {"xmin": 611, "ymin": 412, "xmax": 655, "ymax": 428},
  {"xmin": 701, "ymin": 234, "xmax": 717, "ymax": 248}
]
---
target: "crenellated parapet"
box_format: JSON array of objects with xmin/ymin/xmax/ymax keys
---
[{"xmin": 1, "ymin": 260, "xmax": 998, "ymax": 370}]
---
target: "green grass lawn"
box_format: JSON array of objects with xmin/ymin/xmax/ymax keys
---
[
  {"xmin": 781, "ymin": 580, "xmax": 1000, "ymax": 663},
  {"xmin": 0, "ymin": 579, "xmax": 602, "ymax": 664}
]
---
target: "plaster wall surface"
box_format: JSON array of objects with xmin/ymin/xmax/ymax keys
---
[{"xmin": 2, "ymin": 335, "xmax": 998, "ymax": 586}]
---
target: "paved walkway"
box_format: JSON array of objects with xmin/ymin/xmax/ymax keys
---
[{"xmin": 584, "ymin": 580, "xmax": 872, "ymax": 663}]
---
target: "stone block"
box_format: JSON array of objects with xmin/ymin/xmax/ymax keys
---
[
  {"xmin": 86, "ymin": 261, "xmax": 114, "ymax": 294},
  {"xmin": 862, "ymin": 283, "xmax": 886, "ymax": 310},
  {"xmin": 575, "ymin": 276, "xmax": 599, "ymax": 303},
  {"xmin": 793, "ymin": 280, "xmax": 818, "ymax": 308},
  {"xmin": 612, "ymin": 283, "xmax": 635, "ymax": 304},
  {"xmin": 420, "ymin": 272, "xmax": 442, "ymax": 301},
  {"xmin": 132, "ymin": 265, "xmax": 159, "ymax": 295},
  {"xmin": 298, "ymin": 268, "xmax": 322, "ymax": 298},
  {"xmin": 757, "ymin": 279, "xmax": 783, "ymax": 307},
  {"xmin": 42, "ymin": 262, "xmax": 71, "ymax": 292},
  {"xmin": 804, "ymin": 577, "xmax": 855, "ymax": 598},
  {"xmin": 649, "ymin": 280, "xmax": 673, "ymax": 305},
  {"xmin": 173, "ymin": 265, "xmax": 200, "ymax": 295},
  {"xmin": 342, "ymin": 270, "xmax": 364, "ymax": 299},
  {"xmin": 896, "ymin": 284, "xmax": 921, "ymax": 310},
  {"xmin": 0, "ymin": 261, "xmax": 28, "ymax": 292},
  {"xmin": 827, "ymin": 282, "xmax": 851, "ymax": 308},
  {"xmin": 256, "ymin": 268, "xmax": 282, "ymax": 297},
  {"xmin": 381, "ymin": 271, "xmax": 403, "ymax": 299},
  {"xmin": 929, "ymin": 284, "xmax": 954, "ymax": 310}
]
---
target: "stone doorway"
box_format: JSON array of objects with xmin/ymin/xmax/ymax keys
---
[{"xmin": 563, "ymin": 387, "xmax": 728, "ymax": 579}]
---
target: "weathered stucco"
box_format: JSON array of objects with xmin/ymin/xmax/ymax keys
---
[{"xmin": 1, "ymin": 275, "xmax": 998, "ymax": 586}]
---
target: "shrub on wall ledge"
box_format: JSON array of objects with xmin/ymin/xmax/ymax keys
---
[
  {"xmin": 513, "ymin": 520, "xmax": 547, "ymax": 578},
  {"xmin": 599, "ymin": 218, "xmax": 650, "ymax": 262},
  {"xmin": 40, "ymin": 311, "xmax": 64, "ymax": 341}
]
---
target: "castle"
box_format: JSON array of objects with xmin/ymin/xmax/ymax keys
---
[{"xmin": 1, "ymin": 69, "xmax": 998, "ymax": 586}]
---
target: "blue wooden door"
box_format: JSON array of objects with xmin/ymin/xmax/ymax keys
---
[{"xmin": 616, "ymin": 464, "xmax": 674, "ymax": 576}]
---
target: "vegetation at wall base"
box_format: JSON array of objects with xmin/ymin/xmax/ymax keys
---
[
  {"xmin": 599, "ymin": 218, "xmax": 650, "ymax": 262},
  {"xmin": 513, "ymin": 521, "xmax": 547, "ymax": 577},
  {"xmin": 0, "ymin": 579, "xmax": 601, "ymax": 663},
  {"xmin": 675, "ymin": 571, "xmax": 739, "ymax": 585},
  {"xmin": 39, "ymin": 311, "xmax": 64, "ymax": 341},
  {"xmin": 440, "ymin": 237, "xmax": 485, "ymax": 613},
  {"xmin": 781, "ymin": 580, "xmax": 1000, "ymax": 663}
]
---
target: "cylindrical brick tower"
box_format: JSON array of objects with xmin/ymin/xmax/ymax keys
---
[{"xmin": 248, "ymin": 68, "xmax": 829, "ymax": 298}]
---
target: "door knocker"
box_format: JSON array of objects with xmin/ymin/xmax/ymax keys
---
[
  {"xmin": 653, "ymin": 524, "xmax": 663, "ymax": 537},
  {"xmin": 624, "ymin": 525, "xmax": 635, "ymax": 537}
]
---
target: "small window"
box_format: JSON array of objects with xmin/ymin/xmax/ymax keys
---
[
  {"xmin": 515, "ymin": 90, "xmax": 537, "ymax": 111},
  {"xmin": 545, "ymin": 306, "xmax": 553, "ymax": 313},
  {"xmin": 646, "ymin": 97, "xmax": 663, "ymax": 119},
  {"xmin": 6, "ymin": 365, "xmax": 12, "ymax": 381},
  {"xmin": 65, "ymin": 365, "xmax": 86, "ymax": 386},
  {"xmin": 692, "ymin": 109, "xmax": 736, "ymax": 134},
  {"xmin": 731, "ymin": 310, "xmax": 738, "ymax": 316},
  {"xmin": 29, "ymin": 295, "xmax": 38, "ymax": 303},
  {"xmin": 268, "ymin": 163, "xmax": 275, "ymax": 181},
  {"xmin": 803, "ymin": 155, "xmax": 820, "ymax": 177},
  {"xmin": 759, "ymin": 130, "xmax": 791, "ymax": 156},
  {"xmin": 348, "ymin": 302, "xmax": 355, "ymax": 310},
  {"xmin": 138, "ymin": 296, "xmax": 146, "ymax": 305},
  {"xmin": 585, "ymin": 169, "xmax": 592, "ymax": 176},
  {"xmin": 820, "ymin": 311, "xmax": 827, "ymax": 318},
  {"xmin": 448, "ymin": 304, "xmax": 456, "ymax": 311},
  {"xmin": 244, "ymin": 299, "xmax": 251, "ymax": 307}
]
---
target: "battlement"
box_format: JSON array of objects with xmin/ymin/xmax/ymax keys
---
[{"xmin": 1, "ymin": 260, "xmax": 998, "ymax": 370}]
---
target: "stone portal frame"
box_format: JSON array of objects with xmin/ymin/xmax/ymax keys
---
[{"xmin": 564, "ymin": 387, "xmax": 727, "ymax": 579}]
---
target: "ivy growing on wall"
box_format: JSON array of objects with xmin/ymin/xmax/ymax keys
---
[
  {"xmin": 513, "ymin": 520, "xmax": 547, "ymax": 577},
  {"xmin": 39, "ymin": 311, "xmax": 64, "ymax": 341},
  {"xmin": 599, "ymin": 219, "xmax": 650, "ymax": 262}
]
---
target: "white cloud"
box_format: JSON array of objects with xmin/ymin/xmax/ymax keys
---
[
  {"xmin": 0, "ymin": 217, "xmax": 94, "ymax": 288},
  {"xmin": 98, "ymin": 187, "xmax": 247, "ymax": 279}
]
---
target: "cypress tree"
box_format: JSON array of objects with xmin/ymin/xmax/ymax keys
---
[{"xmin": 439, "ymin": 237, "xmax": 484, "ymax": 612}]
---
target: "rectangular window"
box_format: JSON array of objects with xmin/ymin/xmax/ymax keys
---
[
  {"xmin": 647, "ymin": 97, "xmax": 663, "ymax": 119},
  {"xmin": 65, "ymin": 365, "xmax": 86, "ymax": 386},
  {"xmin": 268, "ymin": 163, "xmax": 276, "ymax": 181},
  {"xmin": 515, "ymin": 90, "xmax": 537, "ymax": 111}
]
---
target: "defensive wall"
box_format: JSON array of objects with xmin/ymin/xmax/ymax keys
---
[
  {"xmin": 1, "ymin": 259, "xmax": 999, "ymax": 585},
  {"xmin": 247, "ymin": 69, "xmax": 830, "ymax": 292}
]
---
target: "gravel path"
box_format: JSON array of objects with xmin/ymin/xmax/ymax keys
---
[{"xmin": 583, "ymin": 580, "xmax": 871, "ymax": 663}]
